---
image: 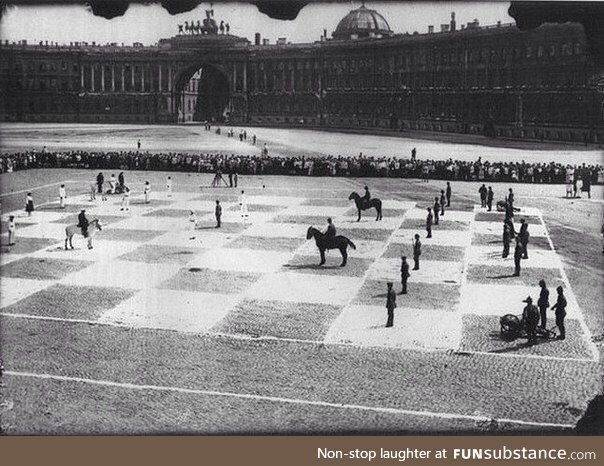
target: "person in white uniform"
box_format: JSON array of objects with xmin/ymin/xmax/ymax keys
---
[
  {"xmin": 59, "ymin": 184, "xmax": 66, "ymax": 209},
  {"xmin": 239, "ymin": 190, "xmax": 248, "ymax": 221}
]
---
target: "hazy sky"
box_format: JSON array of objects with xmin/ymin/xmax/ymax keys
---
[{"xmin": 0, "ymin": 1, "xmax": 513, "ymax": 45}]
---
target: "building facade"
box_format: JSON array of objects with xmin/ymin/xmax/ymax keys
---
[{"xmin": 0, "ymin": 6, "xmax": 602, "ymax": 143}]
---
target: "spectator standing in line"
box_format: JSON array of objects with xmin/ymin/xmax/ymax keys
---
[
  {"xmin": 400, "ymin": 256, "xmax": 410, "ymax": 295},
  {"xmin": 7, "ymin": 215, "xmax": 16, "ymax": 246},
  {"xmin": 215, "ymin": 200, "xmax": 222, "ymax": 228},
  {"xmin": 551, "ymin": 286, "xmax": 567, "ymax": 340},
  {"xmin": 537, "ymin": 280, "xmax": 550, "ymax": 329},
  {"xmin": 25, "ymin": 192, "xmax": 34, "ymax": 216},
  {"xmin": 426, "ymin": 207, "xmax": 433, "ymax": 238},
  {"xmin": 412, "ymin": 234, "xmax": 421, "ymax": 270},
  {"xmin": 59, "ymin": 184, "xmax": 66, "ymax": 209},
  {"xmin": 385, "ymin": 282, "xmax": 397, "ymax": 328}
]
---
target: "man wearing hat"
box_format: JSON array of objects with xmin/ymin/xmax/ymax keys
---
[
  {"xmin": 400, "ymin": 256, "xmax": 410, "ymax": 295},
  {"xmin": 537, "ymin": 279, "xmax": 550, "ymax": 328},
  {"xmin": 386, "ymin": 282, "xmax": 397, "ymax": 328},
  {"xmin": 77, "ymin": 209, "xmax": 89, "ymax": 238},
  {"xmin": 551, "ymin": 286, "xmax": 567, "ymax": 340},
  {"xmin": 522, "ymin": 296, "xmax": 540, "ymax": 344},
  {"xmin": 412, "ymin": 234, "xmax": 421, "ymax": 270}
]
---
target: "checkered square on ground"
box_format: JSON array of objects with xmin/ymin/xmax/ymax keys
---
[
  {"xmin": 0, "ymin": 220, "xmax": 35, "ymax": 234},
  {"xmin": 324, "ymin": 304, "xmax": 462, "ymax": 350},
  {"xmin": 337, "ymin": 227, "xmax": 393, "ymax": 242},
  {"xmin": 466, "ymin": 264, "xmax": 563, "ymax": 286},
  {"xmin": 471, "ymin": 233, "xmax": 552, "ymax": 250},
  {"xmin": 352, "ymin": 280, "xmax": 460, "ymax": 310},
  {"xmin": 391, "ymin": 229, "xmax": 469, "ymax": 247},
  {"xmin": 271, "ymin": 214, "xmax": 334, "ymax": 226},
  {"xmin": 301, "ymin": 198, "xmax": 351, "ymax": 207},
  {"xmin": 1, "ymin": 283, "xmax": 134, "ymax": 320},
  {"xmin": 404, "ymin": 208, "xmax": 473, "ymax": 223},
  {"xmin": 148, "ymin": 229, "xmax": 235, "ymax": 249},
  {"xmin": 15, "ymin": 223, "xmax": 71, "ymax": 240},
  {"xmin": 475, "ymin": 212, "xmax": 542, "ymax": 224},
  {"xmin": 224, "ymin": 235, "xmax": 305, "ymax": 251},
  {"xmin": 369, "ymin": 258, "xmax": 463, "ymax": 284},
  {"xmin": 60, "ymin": 260, "xmax": 180, "ymax": 289},
  {"xmin": 467, "ymin": 245, "xmax": 562, "ymax": 269},
  {"xmin": 211, "ymin": 298, "xmax": 343, "ymax": 341},
  {"xmin": 142, "ymin": 208, "xmax": 204, "ymax": 218},
  {"xmin": 29, "ymin": 240, "xmax": 141, "ymax": 263},
  {"xmin": 337, "ymin": 216, "xmax": 402, "ymax": 230},
  {"xmin": 110, "ymin": 216, "xmax": 185, "ymax": 231},
  {"xmin": 94, "ymin": 228, "xmax": 165, "ymax": 243},
  {"xmin": 225, "ymin": 203, "xmax": 285, "ymax": 213},
  {"xmin": 381, "ymin": 243, "xmax": 465, "ymax": 262},
  {"xmin": 50, "ymin": 214, "xmax": 125, "ymax": 226},
  {"xmin": 458, "ymin": 314, "xmax": 593, "ymax": 360},
  {"xmin": 0, "ymin": 256, "xmax": 92, "ymax": 281},
  {"xmin": 187, "ymin": 248, "xmax": 292, "ymax": 273},
  {"xmin": 400, "ymin": 218, "xmax": 470, "ymax": 231},
  {"xmin": 117, "ymin": 244, "xmax": 202, "ymax": 265},
  {"xmin": 159, "ymin": 267, "xmax": 262, "ymax": 294},
  {"xmin": 284, "ymin": 255, "xmax": 373, "ymax": 277},
  {"xmin": 99, "ymin": 288, "xmax": 239, "ymax": 333},
  {"xmin": 244, "ymin": 222, "xmax": 308, "ymax": 239},
  {"xmin": 0, "ymin": 277, "xmax": 54, "ymax": 308},
  {"xmin": 473, "ymin": 221, "xmax": 548, "ymax": 237},
  {"xmin": 0, "ymin": 236, "xmax": 60, "ymax": 255},
  {"xmin": 245, "ymin": 271, "xmax": 363, "ymax": 305},
  {"xmin": 296, "ymin": 238, "xmax": 385, "ymax": 259},
  {"xmin": 38, "ymin": 202, "xmax": 91, "ymax": 213}
]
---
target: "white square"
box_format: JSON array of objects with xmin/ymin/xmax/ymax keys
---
[
  {"xmin": 473, "ymin": 221, "xmax": 547, "ymax": 237},
  {"xmin": 99, "ymin": 288, "xmax": 238, "ymax": 333},
  {"xmin": 369, "ymin": 258, "xmax": 463, "ymax": 284},
  {"xmin": 16, "ymin": 223, "xmax": 70, "ymax": 240},
  {"xmin": 170, "ymin": 200, "xmax": 237, "ymax": 212},
  {"xmin": 440, "ymin": 210, "xmax": 475, "ymax": 222},
  {"xmin": 243, "ymin": 195, "xmax": 305, "ymax": 206},
  {"xmin": 245, "ymin": 222, "xmax": 308, "ymax": 239},
  {"xmin": 61, "ymin": 260, "xmax": 181, "ymax": 289},
  {"xmin": 381, "ymin": 200, "xmax": 416, "ymax": 210},
  {"xmin": 110, "ymin": 216, "xmax": 183, "ymax": 231},
  {"xmin": 187, "ymin": 248, "xmax": 292, "ymax": 273},
  {"xmin": 148, "ymin": 230, "xmax": 233, "ymax": 249},
  {"xmin": 245, "ymin": 272, "xmax": 363, "ymax": 305},
  {"xmin": 0, "ymin": 277, "xmax": 55, "ymax": 308},
  {"xmin": 283, "ymin": 205, "xmax": 349, "ymax": 217},
  {"xmin": 0, "ymin": 252, "xmax": 29, "ymax": 266},
  {"xmin": 29, "ymin": 240, "xmax": 140, "ymax": 263},
  {"xmin": 467, "ymin": 245, "xmax": 561, "ymax": 269},
  {"xmin": 324, "ymin": 304, "xmax": 462, "ymax": 350}
]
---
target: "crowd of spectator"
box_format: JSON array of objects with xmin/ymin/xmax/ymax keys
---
[{"xmin": 1, "ymin": 149, "xmax": 602, "ymax": 185}]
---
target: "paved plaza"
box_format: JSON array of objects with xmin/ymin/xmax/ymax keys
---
[{"xmin": 0, "ymin": 169, "xmax": 601, "ymax": 433}]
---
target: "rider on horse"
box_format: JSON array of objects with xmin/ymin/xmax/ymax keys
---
[
  {"xmin": 362, "ymin": 186, "xmax": 371, "ymax": 209},
  {"xmin": 77, "ymin": 209, "xmax": 90, "ymax": 238},
  {"xmin": 324, "ymin": 217, "xmax": 336, "ymax": 248}
]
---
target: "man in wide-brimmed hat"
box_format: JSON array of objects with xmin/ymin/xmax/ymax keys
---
[{"xmin": 522, "ymin": 296, "xmax": 540, "ymax": 344}]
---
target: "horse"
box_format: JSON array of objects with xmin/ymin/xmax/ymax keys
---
[
  {"xmin": 65, "ymin": 219, "xmax": 102, "ymax": 250},
  {"xmin": 306, "ymin": 226, "xmax": 356, "ymax": 267},
  {"xmin": 348, "ymin": 192, "xmax": 383, "ymax": 221}
]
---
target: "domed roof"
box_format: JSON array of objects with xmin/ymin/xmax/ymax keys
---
[{"xmin": 333, "ymin": 4, "xmax": 393, "ymax": 40}]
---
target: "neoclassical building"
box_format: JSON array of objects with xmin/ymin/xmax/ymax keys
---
[{"xmin": 0, "ymin": 5, "xmax": 602, "ymax": 143}]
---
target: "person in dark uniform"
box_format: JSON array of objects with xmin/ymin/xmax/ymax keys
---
[
  {"xmin": 513, "ymin": 237, "xmax": 523, "ymax": 276},
  {"xmin": 77, "ymin": 209, "xmax": 90, "ymax": 238},
  {"xmin": 537, "ymin": 279, "xmax": 550, "ymax": 329},
  {"xmin": 551, "ymin": 286, "xmax": 567, "ymax": 340},
  {"xmin": 479, "ymin": 184, "xmax": 487, "ymax": 208},
  {"xmin": 518, "ymin": 218, "xmax": 530, "ymax": 259},
  {"xmin": 400, "ymin": 256, "xmax": 410, "ymax": 295},
  {"xmin": 386, "ymin": 282, "xmax": 397, "ymax": 328},
  {"xmin": 522, "ymin": 296, "xmax": 540, "ymax": 345},
  {"xmin": 362, "ymin": 186, "xmax": 371, "ymax": 209},
  {"xmin": 439, "ymin": 190, "xmax": 446, "ymax": 216},
  {"xmin": 486, "ymin": 186, "xmax": 494, "ymax": 211},
  {"xmin": 413, "ymin": 234, "xmax": 421, "ymax": 270},
  {"xmin": 504, "ymin": 215, "xmax": 516, "ymax": 239},
  {"xmin": 118, "ymin": 172, "xmax": 125, "ymax": 190},
  {"xmin": 502, "ymin": 220, "xmax": 512, "ymax": 258},
  {"xmin": 433, "ymin": 197, "xmax": 440, "ymax": 225},
  {"xmin": 411, "ymin": 147, "xmax": 416, "ymax": 161},
  {"xmin": 324, "ymin": 217, "xmax": 336, "ymax": 248},
  {"xmin": 426, "ymin": 207, "xmax": 433, "ymax": 238},
  {"xmin": 446, "ymin": 182, "xmax": 451, "ymax": 207},
  {"xmin": 215, "ymin": 200, "xmax": 222, "ymax": 228},
  {"xmin": 96, "ymin": 172, "xmax": 104, "ymax": 194}
]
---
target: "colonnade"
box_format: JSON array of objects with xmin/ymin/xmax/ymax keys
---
[{"xmin": 79, "ymin": 62, "xmax": 173, "ymax": 93}]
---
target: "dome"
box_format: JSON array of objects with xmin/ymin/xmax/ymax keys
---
[{"xmin": 333, "ymin": 4, "xmax": 393, "ymax": 40}]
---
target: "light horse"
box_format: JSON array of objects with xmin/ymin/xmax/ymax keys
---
[
  {"xmin": 348, "ymin": 192, "xmax": 383, "ymax": 221},
  {"xmin": 65, "ymin": 219, "xmax": 102, "ymax": 250},
  {"xmin": 306, "ymin": 227, "xmax": 356, "ymax": 267}
]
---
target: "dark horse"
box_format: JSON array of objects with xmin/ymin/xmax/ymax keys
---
[
  {"xmin": 306, "ymin": 227, "xmax": 356, "ymax": 267},
  {"xmin": 348, "ymin": 192, "xmax": 383, "ymax": 221}
]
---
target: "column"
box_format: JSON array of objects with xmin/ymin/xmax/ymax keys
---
[
  {"xmin": 80, "ymin": 64, "xmax": 84, "ymax": 90},
  {"xmin": 168, "ymin": 63, "xmax": 172, "ymax": 91},
  {"xmin": 121, "ymin": 65, "xmax": 125, "ymax": 91},
  {"xmin": 141, "ymin": 64, "xmax": 145, "ymax": 92},
  {"xmin": 101, "ymin": 65, "xmax": 105, "ymax": 92},
  {"xmin": 233, "ymin": 62, "xmax": 237, "ymax": 92},
  {"xmin": 243, "ymin": 62, "xmax": 247, "ymax": 92},
  {"xmin": 131, "ymin": 64, "xmax": 135, "ymax": 90},
  {"xmin": 158, "ymin": 64, "xmax": 162, "ymax": 92},
  {"xmin": 111, "ymin": 65, "xmax": 115, "ymax": 92},
  {"xmin": 91, "ymin": 64, "xmax": 95, "ymax": 92},
  {"xmin": 148, "ymin": 64, "xmax": 153, "ymax": 92},
  {"xmin": 291, "ymin": 66, "xmax": 295, "ymax": 92}
]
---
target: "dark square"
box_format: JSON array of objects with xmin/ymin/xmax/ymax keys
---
[
  {"xmin": 117, "ymin": 245, "xmax": 202, "ymax": 265},
  {"xmin": 212, "ymin": 298, "xmax": 343, "ymax": 341},
  {"xmin": 226, "ymin": 235, "xmax": 305, "ymax": 251},
  {"xmin": 474, "ymin": 212, "xmax": 542, "ymax": 224},
  {"xmin": 338, "ymin": 227, "xmax": 392, "ymax": 241},
  {"xmin": 353, "ymin": 280, "xmax": 460, "ymax": 310},
  {"xmin": 301, "ymin": 198, "xmax": 352, "ymax": 207},
  {"xmin": 0, "ymin": 237, "xmax": 60, "ymax": 255},
  {"xmin": 459, "ymin": 314, "xmax": 593, "ymax": 360},
  {"xmin": 466, "ymin": 264, "xmax": 563, "ymax": 286},
  {"xmin": 38, "ymin": 203, "xmax": 91, "ymax": 213},
  {"xmin": 51, "ymin": 214, "xmax": 125, "ymax": 225},
  {"xmin": 94, "ymin": 228, "xmax": 165, "ymax": 242},
  {"xmin": 284, "ymin": 255, "xmax": 372, "ymax": 277},
  {"xmin": 400, "ymin": 219, "xmax": 469, "ymax": 231},
  {"xmin": 143, "ymin": 209, "xmax": 192, "ymax": 218},
  {"xmin": 471, "ymin": 233, "xmax": 552, "ymax": 250},
  {"xmin": 382, "ymin": 243, "xmax": 465, "ymax": 262},
  {"xmin": 194, "ymin": 221, "xmax": 250, "ymax": 234},
  {"xmin": 1, "ymin": 284, "xmax": 135, "ymax": 320},
  {"xmin": 272, "ymin": 214, "xmax": 333, "ymax": 225},
  {"xmin": 159, "ymin": 267, "xmax": 262, "ymax": 294},
  {"xmin": 0, "ymin": 256, "xmax": 92, "ymax": 280}
]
